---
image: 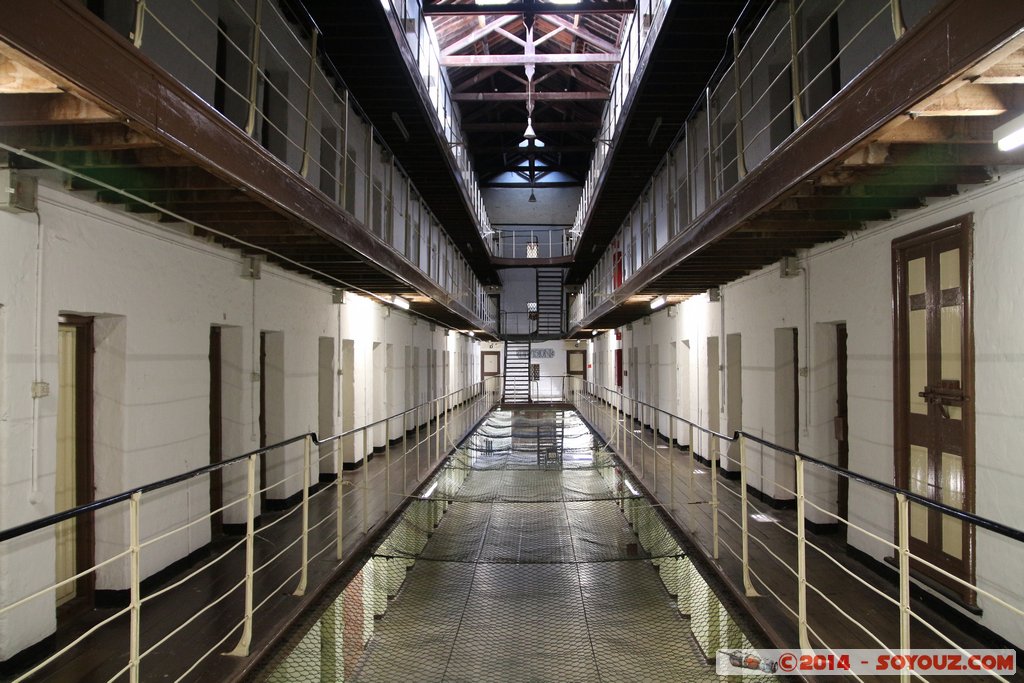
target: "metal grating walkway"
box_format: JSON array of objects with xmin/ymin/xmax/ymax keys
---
[{"xmin": 258, "ymin": 410, "xmax": 776, "ymax": 682}]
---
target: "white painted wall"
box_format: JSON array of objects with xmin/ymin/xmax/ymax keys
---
[
  {"xmin": 0, "ymin": 183, "xmax": 479, "ymax": 660},
  {"xmin": 595, "ymin": 169, "xmax": 1024, "ymax": 648}
]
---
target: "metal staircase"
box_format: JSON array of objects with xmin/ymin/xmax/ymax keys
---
[
  {"xmin": 536, "ymin": 411, "xmax": 563, "ymax": 468},
  {"xmin": 503, "ymin": 340, "xmax": 531, "ymax": 403},
  {"xmin": 535, "ymin": 268, "xmax": 564, "ymax": 338}
]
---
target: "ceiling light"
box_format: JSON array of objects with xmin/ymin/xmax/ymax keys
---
[
  {"xmin": 625, "ymin": 479, "xmax": 639, "ymax": 496},
  {"xmin": 592, "ymin": 329, "xmax": 598, "ymax": 336},
  {"xmin": 994, "ymin": 112, "xmax": 1024, "ymax": 151},
  {"xmin": 391, "ymin": 295, "xmax": 410, "ymax": 310},
  {"xmin": 391, "ymin": 112, "xmax": 409, "ymax": 142},
  {"xmin": 421, "ymin": 481, "xmax": 438, "ymax": 498},
  {"xmin": 528, "ymin": 189, "xmax": 537, "ymax": 203},
  {"xmin": 524, "ymin": 117, "xmax": 537, "ymax": 140},
  {"xmin": 649, "ymin": 295, "xmax": 667, "ymax": 310},
  {"xmin": 468, "ymin": 331, "xmax": 475, "ymax": 337}
]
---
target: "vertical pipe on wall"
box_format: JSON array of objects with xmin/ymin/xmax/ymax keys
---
[{"xmin": 29, "ymin": 212, "xmax": 43, "ymax": 503}]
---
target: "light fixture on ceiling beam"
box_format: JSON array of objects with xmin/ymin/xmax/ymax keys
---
[
  {"xmin": 649, "ymin": 295, "xmax": 667, "ymax": 310},
  {"xmin": 994, "ymin": 112, "xmax": 1024, "ymax": 151},
  {"xmin": 592, "ymin": 329, "xmax": 599, "ymax": 336},
  {"xmin": 391, "ymin": 294, "xmax": 410, "ymax": 310},
  {"xmin": 524, "ymin": 117, "xmax": 537, "ymax": 140},
  {"xmin": 391, "ymin": 112, "xmax": 410, "ymax": 142}
]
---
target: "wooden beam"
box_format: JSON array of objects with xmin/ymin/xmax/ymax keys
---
[
  {"xmin": 0, "ymin": 93, "xmax": 115, "ymax": 125},
  {"xmin": 464, "ymin": 120, "xmax": 599, "ymax": 131},
  {"xmin": 423, "ymin": 1, "xmax": 636, "ymax": 16},
  {"xmin": 482, "ymin": 180, "xmax": 581, "ymax": 188},
  {"xmin": 441, "ymin": 15, "xmax": 517, "ymax": 56},
  {"xmin": 453, "ymin": 90, "xmax": 608, "ymax": 101},
  {"xmin": 908, "ymin": 83, "xmax": 1017, "ymax": 117},
  {"xmin": 0, "ymin": 123, "xmax": 155, "ymax": 151},
  {"xmin": 542, "ymin": 15, "xmax": 619, "ymax": 54},
  {"xmin": 441, "ymin": 52, "xmax": 618, "ymax": 67},
  {"xmin": 0, "ymin": 54, "xmax": 60, "ymax": 93},
  {"xmin": 453, "ymin": 66, "xmax": 504, "ymax": 92}
]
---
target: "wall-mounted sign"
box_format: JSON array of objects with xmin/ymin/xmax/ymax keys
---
[{"xmin": 531, "ymin": 348, "xmax": 556, "ymax": 359}]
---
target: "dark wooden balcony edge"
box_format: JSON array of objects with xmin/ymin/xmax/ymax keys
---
[
  {"xmin": 571, "ymin": 0, "xmax": 1024, "ymax": 333},
  {"xmin": 0, "ymin": 1, "xmax": 492, "ymax": 332}
]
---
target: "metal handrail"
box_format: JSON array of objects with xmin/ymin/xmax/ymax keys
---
[
  {"xmin": 0, "ymin": 381, "xmax": 489, "ymax": 545},
  {"xmin": 577, "ymin": 379, "xmax": 1024, "ymax": 544},
  {"xmin": 572, "ymin": 378, "xmax": 1024, "ymax": 671}
]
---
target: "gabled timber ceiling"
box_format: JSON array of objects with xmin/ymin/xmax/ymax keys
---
[{"xmin": 5, "ymin": 2, "xmax": 1024, "ymax": 339}]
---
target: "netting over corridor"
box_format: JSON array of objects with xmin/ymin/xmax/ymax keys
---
[{"xmin": 258, "ymin": 409, "xmax": 777, "ymax": 683}]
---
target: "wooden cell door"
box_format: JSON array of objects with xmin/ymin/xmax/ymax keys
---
[
  {"xmin": 56, "ymin": 317, "xmax": 94, "ymax": 613},
  {"xmin": 893, "ymin": 216, "xmax": 975, "ymax": 604}
]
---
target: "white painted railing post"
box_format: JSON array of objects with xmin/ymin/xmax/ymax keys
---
[
  {"xmin": 294, "ymin": 435, "xmax": 311, "ymax": 596},
  {"xmin": 244, "ymin": 0, "xmax": 264, "ymax": 136},
  {"xmin": 228, "ymin": 454, "xmax": 257, "ymax": 656},
  {"xmin": 653, "ymin": 409, "xmax": 659, "ymax": 495},
  {"xmin": 688, "ymin": 424, "xmax": 695, "ymax": 532},
  {"xmin": 299, "ymin": 30, "xmax": 318, "ymax": 177},
  {"xmin": 131, "ymin": 0, "xmax": 147, "ymax": 48},
  {"xmin": 336, "ymin": 442, "xmax": 344, "ymax": 561},
  {"xmin": 739, "ymin": 434, "xmax": 760, "ymax": 597},
  {"xmin": 435, "ymin": 397, "xmax": 442, "ymax": 464},
  {"xmin": 669, "ymin": 417, "xmax": 675, "ymax": 513},
  {"xmin": 362, "ymin": 432, "xmax": 370, "ymax": 534},
  {"xmin": 796, "ymin": 455, "xmax": 811, "ymax": 651},
  {"xmin": 129, "ymin": 491, "xmax": 142, "ymax": 682},
  {"xmin": 897, "ymin": 492, "xmax": 911, "ymax": 683},
  {"xmin": 385, "ymin": 419, "xmax": 392, "ymax": 515},
  {"xmin": 711, "ymin": 434, "xmax": 720, "ymax": 560}
]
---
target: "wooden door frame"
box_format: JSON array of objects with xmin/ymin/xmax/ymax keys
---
[
  {"xmin": 565, "ymin": 349, "xmax": 586, "ymax": 380},
  {"xmin": 481, "ymin": 350, "xmax": 500, "ymax": 379},
  {"xmin": 57, "ymin": 315, "xmax": 95, "ymax": 614},
  {"xmin": 892, "ymin": 214, "xmax": 976, "ymax": 605}
]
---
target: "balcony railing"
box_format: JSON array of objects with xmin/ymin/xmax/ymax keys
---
[
  {"xmin": 572, "ymin": 380, "xmax": 1024, "ymax": 677},
  {"xmin": 96, "ymin": 0, "xmax": 495, "ymax": 324},
  {"xmin": 0, "ymin": 379, "xmax": 501, "ymax": 682},
  {"xmin": 570, "ymin": 0, "xmax": 931, "ymax": 328}
]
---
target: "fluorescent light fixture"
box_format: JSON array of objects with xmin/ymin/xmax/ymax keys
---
[
  {"xmin": 994, "ymin": 112, "xmax": 1024, "ymax": 151},
  {"xmin": 649, "ymin": 295, "xmax": 667, "ymax": 310},
  {"xmin": 391, "ymin": 112, "xmax": 410, "ymax": 142},
  {"xmin": 592, "ymin": 329, "xmax": 599, "ymax": 336},
  {"xmin": 422, "ymin": 481, "xmax": 438, "ymax": 498},
  {"xmin": 391, "ymin": 295, "xmax": 410, "ymax": 310},
  {"xmin": 468, "ymin": 331, "xmax": 475, "ymax": 337},
  {"xmin": 625, "ymin": 479, "xmax": 639, "ymax": 496}
]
